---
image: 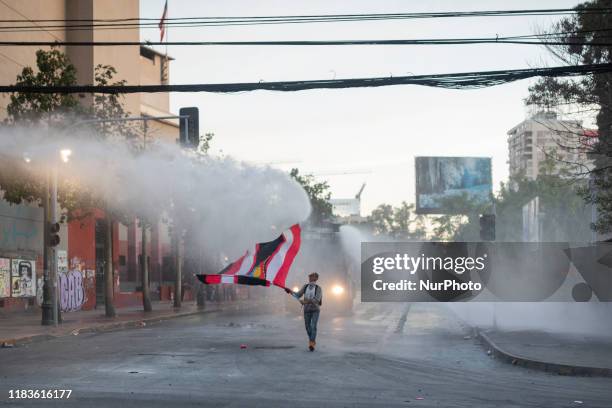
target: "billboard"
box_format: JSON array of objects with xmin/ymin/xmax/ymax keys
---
[{"xmin": 415, "ymin": 156, "xmax": 492, "ymax": 214}]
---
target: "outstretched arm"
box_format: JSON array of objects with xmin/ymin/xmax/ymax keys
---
[{"xmin": 285, "ymin": 284, "xmax": 306, "ymax": 298}]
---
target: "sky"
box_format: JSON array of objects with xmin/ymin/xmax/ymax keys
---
[{"xmin": 139, "ymin": 0, "xmax": 582, "ymax": 214}]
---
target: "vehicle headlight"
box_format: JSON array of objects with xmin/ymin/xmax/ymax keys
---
[{"xmin": 332, "ymin": 285, "xmax": 344, "ymax": 296}]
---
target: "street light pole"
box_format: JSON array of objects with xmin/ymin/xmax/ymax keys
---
[
  {"xmin": 51, "ymin": 167, "xmax": 59, "ymax": 326},
  {"xmin": 41, "ymin": 172, "xmax": 53, "ymax": 325}
]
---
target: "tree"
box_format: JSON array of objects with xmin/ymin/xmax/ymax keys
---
[
  {"xmin": 369, "ymin": 203, "xmax": 394, "ymax": 235},
  {"xmin": 526, "ymin": 0, "xmax": 612, "ymax": 235},
  {"xmin": 429, "ymin": 194, "xmax": 485, "ymax": 241},
  {"xmin": 2, "ymin": 48, "xmax": 137, "ymax": 318},
  {"xmin": 369, "ymin": 202, "xmax": 427, "ymax": 240},
  {"xmin": 289, "ymin": 168, "xmax": 333, "ymax": 225},
  {"xmin": 5, "ymin": 48, "xmax": 80, "ymax": 127}
]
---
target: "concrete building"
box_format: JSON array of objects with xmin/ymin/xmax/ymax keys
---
[
  {"xmin": 0, "ymin": 0, "xmax": 178, "ymax": 138},
  {"xmin": 507, "ymin": 112, "xmax": 595, "ymax": 180},
  {"xmin": 0, "ymin": 0, "xmax": 185, "ymax": 312}
]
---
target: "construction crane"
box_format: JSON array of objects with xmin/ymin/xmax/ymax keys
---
[{"xmin": 355, "ymin": 183, "xmax": 366, "ymax": 200}]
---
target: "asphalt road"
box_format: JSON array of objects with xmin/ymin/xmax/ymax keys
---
[{"xmin": 1, "ymin": 302, "xmax": 611, "ymax": 407}]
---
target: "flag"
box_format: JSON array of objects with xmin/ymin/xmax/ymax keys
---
[
  {"xmin": 197, "ymin": 224, "xmax": 301, "ymax": 289},
  {"xmin": 159, "ymin": 0, "xmax": 168, "ymax": 42}
]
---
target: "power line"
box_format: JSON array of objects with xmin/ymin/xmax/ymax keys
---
[
  {"xmin": 1, "ymin": 7, "xmax": 612, "ymax": 23},
  {"xmin": 2, "ymin": 63, "xmax": 611, "ymax": 94},
  {"xmin": 0, "ymin": 8, "xmax": 612, "ymax": 32},
  {"xmin": 2, "ymin": 33, "xmax": 612, "ymax": 47},
  {"xmin": 3, "ymin": 28, "xmax": 612, "ymax": 48}
]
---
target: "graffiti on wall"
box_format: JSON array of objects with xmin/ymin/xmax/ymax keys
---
[
  {"xmin": 57, "ymin": 257, "xmax": 95, "ymax": 312},
  {"xmin": 0, "ymin": 258, "xmax": 10, "ymax": 298},
  {"xmin": 11, "ymin": 258, "xmax": 35, "ymax": 297},
  {"xmin": 59, "ymin": 269, "xmax": 86, "ymax": 312},
  {"xmin": 36, "ymin": 277, "xmax": 43, "ymax": 306}
]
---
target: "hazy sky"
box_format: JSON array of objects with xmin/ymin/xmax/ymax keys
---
[{"xmin": 140, "ymin": 0, "xmax": 581, "ymax": 214}]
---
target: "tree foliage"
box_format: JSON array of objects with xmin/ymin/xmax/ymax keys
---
[
  {"xmin": 289, "ymin": 168, "xmax": 333, "ymax": 226},
  {"xmin": 5, "ymin": 49, "xmax": 79, "ymax": 126},
  {"xmin": 526, "ymin": 0, "xmax": 612, "ymax": 234},
  {"xmin": 369, "ymin": 201, "xmax": 427, "ymax": 240}
]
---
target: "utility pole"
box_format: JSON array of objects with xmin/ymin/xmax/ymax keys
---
[
  {"xmin": 105, "ymin": 213, "xmax": 116, "ymax": 318},
  {"xmin": 141, "ymin": 119, "xmax": 152, "ymax": 312},
  {"xmin": 41, "ymin": 173, "xmax": 53, "ymax": 325},
  {"xmin": 173, "ymin": 229, "xmax": 182, "ymax": 308},
  {"xmin": 50, "ymin": 168, "xmax": 59, "ymax": 325}
]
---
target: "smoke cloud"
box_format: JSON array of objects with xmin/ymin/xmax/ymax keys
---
[{"xmin": 0, "ymin": 125, "xmax": 311, "ymax": 259}]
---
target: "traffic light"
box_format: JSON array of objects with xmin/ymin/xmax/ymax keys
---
[
  {"xmin": 48, "ymin": 222, "xmax": 60, "ymax": 247},
  {"xmin": 479, "ymin": 214, "xmax": 495, "ymax": 241},
  {"xmin": 179, "ymin": 107, "xmax": 199, "ymax": 148}
]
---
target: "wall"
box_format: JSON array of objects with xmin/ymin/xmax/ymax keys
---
[
  {"xmin": 0, "ymin": 0, "xmax": 66, "ymax": 121},
  {"xmin": 0, "ymin": 200, "xmax": 44, "ymax": 310},
  {"xmin": 93, "ymin": 0, "xmax": 140, "ymax": 115}
]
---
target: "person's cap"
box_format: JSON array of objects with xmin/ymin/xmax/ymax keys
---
[{"xmin": 308, "ymin": 272, "xmax": 319, "ymax": 279}]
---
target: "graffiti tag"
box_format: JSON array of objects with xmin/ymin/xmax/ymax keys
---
[{"xmin": 59, "ymin": 270, "xmax": 86, "ymax": 312}]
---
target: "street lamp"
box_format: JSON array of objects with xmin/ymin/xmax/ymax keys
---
[
  {"xmin": 50, "ymin": 148, "xmax": 71, "ymax": 325},
  {"xmin": 34, "ymin": 148, "xmax": 72, "ymax": 326},
  {"xmin": 60, "ymin": 149, "xmax": 72, "ymax": 163}
]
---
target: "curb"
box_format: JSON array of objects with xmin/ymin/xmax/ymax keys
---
[
  {"xmin": 477, "ymin": 330, "xmax": 612, "ymax": 377},
  {"xmin": 1, "ymin": 301, "xmax": 269, "ymax": 348}
]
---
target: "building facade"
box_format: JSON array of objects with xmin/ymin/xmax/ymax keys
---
[
  {"xmin": 507, "ymin": 111, "xmax": 594, "ymax": 180},
  {"xmin": 0, "ymin": 0, "xmax": 185, "ymax": 312}
]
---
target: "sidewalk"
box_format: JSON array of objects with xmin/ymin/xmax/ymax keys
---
[
  {"xmin": 478, "ymin": 329, "xmax": 612, "ymax": 377},
  {"xmin": 0, "ymin": 299, "xmax": 253, "ymax": 347}
]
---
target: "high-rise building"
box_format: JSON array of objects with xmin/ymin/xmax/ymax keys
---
[{"xmin": 507, "ymin": 111, "xmax": 595, "ymax": 180}]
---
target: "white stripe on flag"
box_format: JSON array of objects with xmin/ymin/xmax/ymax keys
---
[
  {"xmin": 221, "ymin": 275, "xmax": 234, "ymax": 284},
  {"xmin": 237, "ymin": 247, "xmax": 257, "ymax": 275},
  {"xmin": 265, "ymin": 227, "xmax": 294, "ymax": 282}
]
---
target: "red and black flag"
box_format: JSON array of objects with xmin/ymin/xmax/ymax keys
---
[{"xmin": 196, "ymin": 224, "xmax": 301, "ymax": 290}]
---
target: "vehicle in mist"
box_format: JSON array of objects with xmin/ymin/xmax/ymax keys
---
[{"xmin": 286, "ymin": 222, "xmax": 355, "ymax": 316}]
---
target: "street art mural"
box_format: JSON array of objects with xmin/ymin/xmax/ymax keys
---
[
  {"xmin": 59, "ymin": 269, "xmax": 86, "ymax": 312},
  {"xmin": 11, "ymin": 258, "xmax": 36, "ymax": 297},
  {"xmin": 0, "ymin": 258, "xmax": 10, "ymax": 298}
]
